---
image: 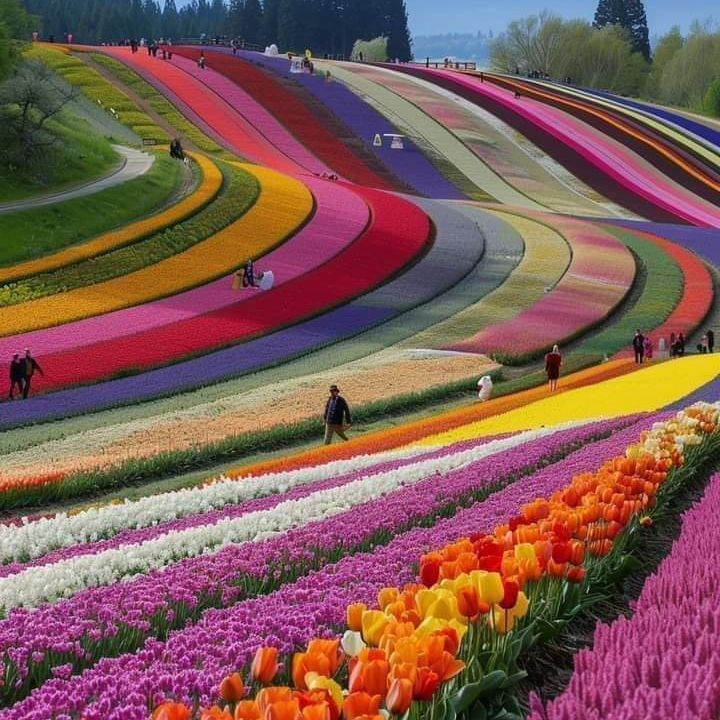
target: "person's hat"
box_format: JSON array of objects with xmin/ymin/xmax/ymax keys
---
[{"xmin": 329, "ymin": 384, "xmax": 339, "ymax": 391}]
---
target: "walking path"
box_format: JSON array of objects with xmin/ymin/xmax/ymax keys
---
[{"xmin": 0, "ymin": 146, "xmax": 155, "ymax": 215}]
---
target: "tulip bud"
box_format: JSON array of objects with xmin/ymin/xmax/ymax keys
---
[
  {"xmin": 219, "ymin": 673, "xmax": 245, "ymax": 703},
  {"xmin": 477, "ymin": 572, "xmax": 504, "ymax": 605},
  {"xmin": 341, "ymin": 630, "xmax": 367, "ymax": 658},
  {"xmin": 386, "ymin": 678, "xmax": 413, "ymax": 716},
  {"xmin": 152, "ymin": 703, "xmax": 192, "ymax": 720},
  {"xmin": 251, "ymin": 647, "xmax": 279, "ymax": 685},
  {"xmin": 347, "ymin": 603, "xmax": 367, "ymax": 632},
  {"xmin": 499, "ymin": 579, "xmax": 519, "ymax": 610}
]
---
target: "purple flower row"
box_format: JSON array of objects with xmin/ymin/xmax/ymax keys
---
[
  {"xmin": 0, "ymin": 418, "xmax": 632, "ymax": 704},
  {"xmin": 528, "ymin": 472, "xmax": 720, "ymax": 720},
  {"xmin": 0, "ymin": 415, "xmax": 660, "ymax": 720}
]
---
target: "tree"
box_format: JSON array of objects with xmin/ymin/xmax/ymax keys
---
[
  {"xmin": 261, "ymin": 0, "xmax": 281, "ymax": 45},
  {"xmin": 385, "ymin": 0, "xmax": 412, "ymax": 61},
  {"xmin": 705, "ymin": 78, "xmax": 720, "ymax": 117},
  {"xmin": 594, "ymin": 0, "xmax": 650, "ymax": 61},
  {"xmin": 242, "ymin": 0, "xmax": 263, "ymax": 44},
  {"xmin": 0, "ymin": 60, "xmax": 77, "ymax": 168},
  {"xmin": 644, "ymin": 26, "xmax": 683, "ymax": 97}
]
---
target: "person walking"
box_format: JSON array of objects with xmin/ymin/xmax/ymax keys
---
[
  {"xmin": 677, "ymin": 332, "xmax": 686, "ymax": 357},
  {"xmin": 643, "ymin": 334, "xmax": 653, "ymax": 360},
  {"xmin": 8, "ymin": 353, "xmax": 24, "ymax": 400},
  {"xmin": 22, "ymin": 349, "xmax": 44, "ymax": 399},
  {"xmin": 545, "ymin": 344, "xmax": 562, "ymax": 392},
  {"xmin": 708, "ymin": 329, "xmax": 715, "ymax": 353},
  {"xmin": 632, "ymin": 329, "xmax": 645, "ymax": 364},
  {"xmin": 324, "ymin": 384, "xmax": 351, "ymax": 444}
]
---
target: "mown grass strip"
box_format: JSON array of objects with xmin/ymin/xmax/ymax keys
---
[{"xmin": 0, "ymin": 154, "xmax": 183, "ymax": 268}]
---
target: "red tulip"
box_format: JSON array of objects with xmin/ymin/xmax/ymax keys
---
[{"xmin": 499, "ymin": 579, "xmax": 519, "ymax": 610}]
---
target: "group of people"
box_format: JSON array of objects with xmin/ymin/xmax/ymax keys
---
[
  {"xmin": 8, "ymin": 350, "xmax": 43, "ymax": 400},
  {"xmin": 232, "ymin": 259, "xmax": 274, "ymax": 291},
  {"xmin": 632, "ymin": 330, "xmax": 657, "ymax": 364}
]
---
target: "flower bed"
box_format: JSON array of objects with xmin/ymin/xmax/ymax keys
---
[
  {"xmin": 229, "ymin": 48, "xmax": 466, "ymax": 199},
  {"xmin": 19, "ymin": 182, "xmax": 426, "ymax": 391},
  {"xmin": 610, "ymin": 225, "xmax": 713, "ymax": 357},
  {"xmin": 0, "ymin": 164, "xmax": 307, "ymax": 337},
  {"xmin": 397, "ymin": 66, "xmax": 720, "ymax": 225},
  {"xmin": 0, "ymin": 418, "xmax": 629, "ymax": 710},
  {"xmin": 449, "ymin": 211, "xmax": 635, "ymax": 361},
  {"xmin": 172, "ymin": 48, "xmax": 396, "ymax": 190},
  {"xmin": 0, "ymin": 152, "xmax": 222, "ymax": 285},
  {"xmin": 529, "ymin": 471, "xmax": 720, "ymax": 719},
  {"xmin": 407, "ymin": 208, "xmax": 571, "ymax": 349},
  {"xmin": 0, "ymin": 174, "xmax": 366, "ymax": 363}
]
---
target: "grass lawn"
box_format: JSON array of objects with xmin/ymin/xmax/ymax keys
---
[
  {"xmin": 0, "ymin": 153, "xmax": 184, "ymax": 266},
  {"xmin": 0, "ymin": 110, "xmax": 121, "ymax": 203}
]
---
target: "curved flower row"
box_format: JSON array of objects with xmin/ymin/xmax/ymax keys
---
[
  {"xmin": 0, "ymin": 164, "xmax": 309, "ymax": 337},
  {"xmin": 0, "ymin": 419, "xmax": 623, "ymax": 706},
  {"xmin": 0, "ymin": 152, "xmax": 223, "ymax": 285},
  {"xmin": 157, "ymin": 403, "xmax": 719, "ymax": 720},
  {"xmin": 528, "ymin": 471, "xmax": 720, "ymax": 719},
  {"xmin": 450, "ymin": 211, "xmax": 635, "ymax": 360}
]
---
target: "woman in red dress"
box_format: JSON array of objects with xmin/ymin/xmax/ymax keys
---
[{"xmin": 545, "ymin": 344, "xmax": 562, "ymax": 392}]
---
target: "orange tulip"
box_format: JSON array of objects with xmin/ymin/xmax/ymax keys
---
[
  {"xmin": 413, "ymin": 667, "xmax": 442, "ymax": 701},
  {"xmin": 257, "ymin": 688, "xmax": 295, "ymax": 717},
  {"xmin": 456, "ymin": 585, "xmax": 480, "ymax": 618},
  {"xmin": 235, "ymin": 701, "xmax": 261, "ymax": 720},
  {"xmin": 201, "ymin": 707, "xmax": 233, "ymax": 720},
  {"xmin": 342, "ymin": 692, "xmax": 382, "ymax": 720},
  {"xmin": 347, "ymin": 603, "xmax": 367, "ymax": 632},
  {"xmin": 293, "ymin": 640, "xmax": 342, "ymax": 689},
  {"xmin": 377, "ymin": 587, "xmax": 399, "ymax": 610},
  {"xmin": 220, "ymin": 673, "xmax": 246, "ymax": 702},
  {"xmin": 388, "ymin": 662, "xmax": 418, "ymax": 685},
  {"xmin": 301, "ymin": 703, "xmax": 331, "ymax": 720},
  {"xmin": 266, "ymin": 700, "xmax": 302, "ymax": 720},
  {"xmin": 152, "ymin": 703, "xmax": 192, "ymax": 720},
  {"xmin": 348, "ymin": 656, "xmax": 389, "ymax": 697},
  {"xmin": 252, "ymin": 647, "xmax": 280, "ymax": 685},
  {"xmin": 298, "ymin": 689, "xmax": 340, "ymax": 720},
  {"xmin": 386, "ymin": 678, "xmax": 413, "ymax": 716}
]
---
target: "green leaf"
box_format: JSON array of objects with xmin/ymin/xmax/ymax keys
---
[{"xmin": 451, "ymin": 671, "xmax": 507, "ymax": 713}]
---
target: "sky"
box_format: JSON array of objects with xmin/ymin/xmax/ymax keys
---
[{"xmin": 406, "ymin": 0, "xmax": 719, "ymax": 37}]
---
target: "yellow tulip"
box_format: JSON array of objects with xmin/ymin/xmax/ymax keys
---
[
  {"xmin": 478, "ymin": 573, "xmax": 504, "ymax": 605},
  {"xmin": 305, "ymin": 674, "xmax": 344, "ymax": 710},
  {"xmin": 514, "ymin": 544, "xmax": 537, "ymax": 563},
  {"xmin": 513, "ymin": 592, "xmax": 529, "ymax": 619},
  {"xmin": 361, "ymin": 610, "xmax": 389, "ymax": 646}
]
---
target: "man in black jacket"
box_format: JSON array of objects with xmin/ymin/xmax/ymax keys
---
[
  {"xmin": 324, "ymin": 384, "xmax": 352, "ymax": 444},
  {"xmin": 22, "ymin": 349, "xmax": 44, "ymax": 399},
  {"xmin": 8, "ymin": 353, "xmax": 24, "ymax": 400}
]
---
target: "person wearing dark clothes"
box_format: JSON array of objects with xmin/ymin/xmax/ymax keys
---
[
  {"xmin": 632, "ymin": 330, "xmax": 645, "ymax": 364},
  {"xmin": 242, "ymin": 259, "xmax": 255, "ymax": 287},
  {"xmin": 708, "ymin": 329, "xmax": 715, "ymax": 353},
  {"xmin": 8, "ymin": 354, "xmax": 24, "ymax": 400},
  {"xmin": 677, "ymin": 332, "xmax": 686, "ymax": 357},
  {"xmin": 22, "ymin": 349, "xmax": 44, "ymax": 399},
  {"xmin": 324, "ymin": 384, "xmax": 351, "ymax": 444},
  {"xmin": 169, "ymin": 138, "xmax": 185, "ymax": 161},
  {"xmin": 545, "ymin": 344, "xmax": 562, "ymax": 392}
]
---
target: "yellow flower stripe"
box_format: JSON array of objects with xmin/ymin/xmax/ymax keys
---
[
  {"xmin": 0, "ymin": 152, "xmax": 222, "ymax": 285},
  {"xmin": 403, "ymin": 208, "xmax": 571, "ymax": 348},
  {"xmin": 417, "ymin": 354, "xmax": 720, "ymax": 447},
  {"xmin": 0, "ymin": 165, "xmax": 313, "ymax": 335}
]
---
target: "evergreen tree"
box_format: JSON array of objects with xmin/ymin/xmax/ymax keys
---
[
  {"xmin": 594, "ymin": 0, "xmax": 650, "ymax": 60},
  {"xmin": 162, "ymin": 0, "xmax": 180, "ymax": 40},
  {"xmin": 385, "ymin": 0, "xmax": 412, "ymax": 60},
  {"xmin": 261, "ymin": 0, "xmax": 280, "ymax": 45},
  {"xmin": 242, "ymin": 0, "xmax": 263, "ymax": 44}
]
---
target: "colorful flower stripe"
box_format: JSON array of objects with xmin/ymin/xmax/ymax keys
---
[
  {"xmin": 484, "ymin": 74, "xmax": 720, "ymax": 192},
  {"xmin": 102, "ymin": 47, "xmax": 302, "ymax": 175},
  {"xmin": 608, "ymin": 224, "xmax": 713, "ymax": 358},
  {"xmin": 229, "ymin": 48, "xmax": 465, "ymax": 199},
  {"xmin": 173, "ymin": 49, "xmax": 396, "ymax": 190},
  {"xmin": 0, "ymin": 152, "xmax": 222, "ymax": 285},
  {"xmin": 400, "ymin": 67, "xmax": 720, "ymax": 226},
  {"xmin": 0, "ymin": 419, "xmax": 630, "ymax": 714},
  {"xmin": 407, "ymin": 208, "xmax": 571, "ymax": 349},
  {"xmin": 0, "ymin": 417, "xmax": 652, "ymax": 719},
  {"xmin": 0, "ymin": 175, "xmax": 367, "ymax": 361},
  {"xmin": 0, "ymin": 193, "xmax": 476, "ymax": 427},
  {"xmin": 326, "ymin": 62, "xmax": 532, "ymax": 206},
  {"xmin": 450, "ymin": 210, "xmax": 635, "ymax": 357},
  {"xmin": 0, "ymin": 423, "xmax": 591, "ymax": 612},
  {"xmin": 524, "ymin": 82, "xmax": 720, "ymax": 169},
  {"xmin": 348, "ymin": 64, "xmax": 604, "ymax": 215},
  {"xmin": 230, "ymin": 360, "xmax": 636, "ymax": 479},
  {"xmin": 22, "ymin": 183, "xmax": 427, "ymax": 392},
  {"xmin": 0, "ymin": 164, "xmax": 308, "ymax": 337},
  {"xmin": 528, "ymin": 472, "xmax": 720, "ymax": 720},
  {"xmin": 419, "ymin": 354, "xmax": 720, "ymax": 447},
  {"xmin": 170, "ymin": 54, "xmax": 331, "ymax": 175}
]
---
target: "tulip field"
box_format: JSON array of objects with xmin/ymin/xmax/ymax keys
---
[{"xmin": 1, "ymin": 41, "xmax": 720, "ymax": 720}]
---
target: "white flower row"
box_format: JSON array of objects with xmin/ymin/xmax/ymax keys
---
[
  {"xmin": 0, "ymin": 423, "xmax": 586, "ymax": 613},
  {"xmin": 0, "ymin": 444, "xmax": 432, "ymax": 565}
]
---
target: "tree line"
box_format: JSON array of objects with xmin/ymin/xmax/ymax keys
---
[
  {"xmin": 491, "ymin": 0, "xmax": 720, "ymax": 116},
  {"xmin": 13, "ymin": 0, "xmax": 412, "ymax": 60}
]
